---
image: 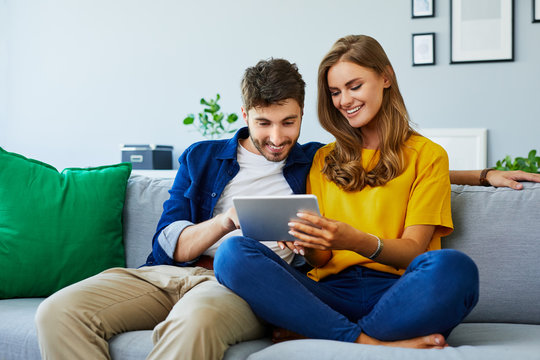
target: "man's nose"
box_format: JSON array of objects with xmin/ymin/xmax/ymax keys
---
[{"xmin": 269, "ymin": 126, "xmax": 285, "ymax": 145}]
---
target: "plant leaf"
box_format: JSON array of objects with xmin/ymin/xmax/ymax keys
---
[
  {"xmin": 214, "ymin": 113, "xmax": 224, "ymax": 122},
  {"xmin": 227, "ymin": 113, "xmax": 238, "ymax": 123},
  {"xmin": 183, "ymin": 114, "xmax": 195, "ymax": 125},
  {"xmin": 529, "ymin": 150, "xmax": 537, "ymax": 164}
]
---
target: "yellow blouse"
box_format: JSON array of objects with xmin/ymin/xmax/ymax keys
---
[{"xmin": 307, "ymin": 135, "xmax": 453, "ymax": 281}]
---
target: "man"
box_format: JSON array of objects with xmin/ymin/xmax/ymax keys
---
[
  {"xmin": 35, "ymin": 58, "xmax": 322, "ymax": 360},
  {"xmin": 35, "ymin": 57, "xmax": 539, "ymax": 359}
]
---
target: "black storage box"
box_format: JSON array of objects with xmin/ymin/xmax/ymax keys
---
[{"xmin": 121, "ymin": 144, "xmax": 173, "ymax": 170}]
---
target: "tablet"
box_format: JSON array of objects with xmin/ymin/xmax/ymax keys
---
[{"xmin": 233, "ymin": 195, "xmax": 320, "ymax": 242}]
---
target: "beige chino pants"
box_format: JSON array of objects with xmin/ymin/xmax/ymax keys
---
[{"xmin": 35, "ymin": 265, "xmax": 266, "ymax": 360}]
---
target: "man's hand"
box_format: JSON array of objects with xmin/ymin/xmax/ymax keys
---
[
  {"xmin": 487, "ymin": 170, "xmax": 540, "ymax": 190},
  {"xmin": 219, "ymin": 207, "xmax": 240, "ymax": 233}
]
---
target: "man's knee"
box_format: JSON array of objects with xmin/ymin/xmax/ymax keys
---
[
  {"xmin": 155, "ymin": 285, "xmax": 264, "ymax": 345},
  {"xmin": 36, "ymin": 289, "xmax": 75, "ymax": 332}
]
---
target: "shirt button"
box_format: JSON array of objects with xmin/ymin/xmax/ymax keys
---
[
  {"xmin": 227, "ymin": 170, "xmax": 233, "ymax": 176},
  {"xmin": 211, "ymin": 192, "xmax": 217, "ymax": 197}
]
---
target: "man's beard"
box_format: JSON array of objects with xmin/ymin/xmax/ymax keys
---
[{"xmin": 249, "ymin": 135, "xmax": 294, "ymax": 162}]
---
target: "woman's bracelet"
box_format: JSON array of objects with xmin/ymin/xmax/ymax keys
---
[{"xmin": 367, "ymin": 233, "xmax": 384, "ymax": 260}]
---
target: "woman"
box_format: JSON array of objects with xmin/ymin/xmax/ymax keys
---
[{"xmin": 214, "ymin": 35, "xmax": 479, "ymax": 349}]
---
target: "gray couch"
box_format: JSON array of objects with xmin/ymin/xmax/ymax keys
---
[{"xmin": 1, "ymin": 174, "xmax": 539, "ymax": 360}]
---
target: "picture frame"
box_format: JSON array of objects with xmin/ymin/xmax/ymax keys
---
[
  {"xmin": 412, "ymin": 33, "xmax": 435, "ymax": 66},
  {"xmin": 412, "ymin": 0, "xmax": 435, "ymax": 18},
  {"xmin": 534, "ymin": 0, "xmax": 540, "ymax": 22},
  {"xmin": 420, "ymin": 128, "xmax": 487, "ymax": 170},
  {"xmin": 450, "ymin": 0, "xmax": 514, "ymax": 64}
]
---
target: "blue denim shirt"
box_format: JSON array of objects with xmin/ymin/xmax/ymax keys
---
[{"xmin": 145, "ymin": 127, "xmax": 323, "ymax": 266}]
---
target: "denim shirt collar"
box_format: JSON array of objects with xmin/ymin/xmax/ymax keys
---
[{"xmin": 216, "ymin": 127, "xmax": 312, "ymax": 166}]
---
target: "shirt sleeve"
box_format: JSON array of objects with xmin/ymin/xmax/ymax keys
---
[
  {"xmin": 157, "ymin": 220, "xmax": 194, "ymax": 259},
  {"xmin": 150, "ymin": 147, "xmax": 197, "ymax": 266},
  {"xmin": 306, "ymin": 147, "xmax": 328, "ymax": 216},
  {"xmin": 405, "ymin": 141, "xmax": 453, "ymax": 237}
]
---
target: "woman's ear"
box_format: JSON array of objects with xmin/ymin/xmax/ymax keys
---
[
  {"xmin": 383, "ymin": 76, "xmax": 391, "ymax": 89},
  {"xmin": 383, "ymin": 65, "xmax": 394, "ymax": 88}
]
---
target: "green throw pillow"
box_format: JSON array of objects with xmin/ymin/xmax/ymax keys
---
[{"xmin": 0, "ymin": 147, "xmax": 132, "ymax": 298}]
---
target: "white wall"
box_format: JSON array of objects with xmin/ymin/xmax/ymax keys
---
[
  {"xmin": 0, "ymin": 0, "xmax": 7, "ymax": 139},
  {"xmin": 1, "ymin": 0, "xmax": 539, "ymax": 169}
]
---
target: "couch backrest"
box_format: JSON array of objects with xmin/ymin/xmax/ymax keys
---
[
  {"xmin": 122, "ymin": 175, "xmax": 174, "ymax": 268},
  {"xmin": 444, "ymin": 182, "xmax": 540, "ymax": 325},
  {"xmin": 123, "ymin": 175, "xmax": 540, "ymax": 325}
]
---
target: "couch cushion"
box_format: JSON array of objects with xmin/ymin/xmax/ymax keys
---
[
  {"xmin": 443, "ymin": 183, "xmax": 540, "ymax": 324},
  {"xmin": 109, "ymin": 331, "xmax": 272, "ymax": 360},
  {"xmin": 0, "ymin": 147, "xmax": 131, "ymax": 298},
  {"xmin": 247, "ymin": 323, "xmax": 540, "ymax": 360},
  {"xmin": 122, "ymin": 175, "xmax": 174, "ymax": 268},
  {"xmin": 0, "ymin": 297, "xmax": 271, "ymax": 360},
  {"xmin": 0, "ymin": 298, "xmax": 42, "ymax": 360}
]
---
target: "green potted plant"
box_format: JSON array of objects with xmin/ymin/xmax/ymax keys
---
[
  {"xmin": 495, "ymin": 149, "xmax": 540, "ymax": 173},
  {"xmin": 182, "ymin": 94, "xmax": 239, "ymax": 140}
]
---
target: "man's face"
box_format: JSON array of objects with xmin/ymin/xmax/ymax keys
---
[{"xmin": 240, "ymin": 98, "xmax": 302, "ymax": 162}]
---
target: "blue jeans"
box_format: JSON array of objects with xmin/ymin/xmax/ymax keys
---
[{"xmin": 214, "ymin": 236, "xmax": 479, "ymax": 343}]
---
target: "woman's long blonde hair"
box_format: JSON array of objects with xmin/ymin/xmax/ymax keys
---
[{"xmin": 317, "ymin": 35, "xmax": 415, "ymax": 191}]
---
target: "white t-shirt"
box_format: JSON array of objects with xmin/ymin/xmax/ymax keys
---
[{"xmin": 203, "ymin": 144, "xmax": 294, "ymax": 263}]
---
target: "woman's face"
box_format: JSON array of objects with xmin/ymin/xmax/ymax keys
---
[{"xmin": 327, "ymin": 61, "xmax": 390, "ymax": 129}]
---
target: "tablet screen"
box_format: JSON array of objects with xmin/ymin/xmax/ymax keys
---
[{"xmin": 233, "ymin": 195, "xmax": 320, "ymax": 241}]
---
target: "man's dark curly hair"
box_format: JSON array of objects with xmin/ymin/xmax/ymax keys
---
[{"xmin": 241, "ymin": 58, "xmax": 305, "ymax": 111}]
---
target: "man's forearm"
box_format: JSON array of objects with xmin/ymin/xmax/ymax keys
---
[{"xmin": 173, "ymin": 214, "xmax": 231, "ymax": 262}]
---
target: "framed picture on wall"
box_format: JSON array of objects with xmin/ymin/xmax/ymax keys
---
[
  {"xmin": 534, "ymin": 0, "xmax": 540, "ymax": 22},
  {"xmin": 450, "ymin": 0, "xmax": 514, "ymax": 63},
  {"xmin": 412, "ymin": 0, "xmax": 435, "ymax": 18},
  {"xmin": 412, "ymin": 33, "xmax": 435, "ymax": 66}
]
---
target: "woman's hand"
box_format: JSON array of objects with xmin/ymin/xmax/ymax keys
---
[
  {"xmin": 288, "ymin": 213, "xmax": 437, "ymax": 270},
  {"xmin": 277, "ymin": 241, "xmax": 305, "ymax": 256},
  {"xmin": 287, "ymin": 211, "xmax": 360, "ymax": 251}
]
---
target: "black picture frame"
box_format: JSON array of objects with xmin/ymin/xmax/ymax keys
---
[
  {"xmin": 450, "ymin": 0, "xmax": 514, "ymax": 64},
  {"xmin": 412, "ymin": 33, "xmax": 435, "ymax": 66},
  {"xmin": 412, "ymin": 0, "xmax": 435, "ymax": 18},
  {"xmin": 534, "ymin": 0, "xmax": 540, "ymax": 22}
]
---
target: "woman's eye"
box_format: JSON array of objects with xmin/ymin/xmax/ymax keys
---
[
  {"xmin": 330, "ymin": 91, "xmax": 340, "ymax": 97},
  {"xmin": 351, "ymin": 84, "xmax": 362, "ymax": 91}
]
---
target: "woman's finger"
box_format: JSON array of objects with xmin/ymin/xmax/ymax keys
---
[
  {"xmin": 288, "ymin": 220, "xmax": 322, "ymax": 236},
  {"xmin": 289, "ymin": 229, "xmax": 330, "ymax": 248},
  {"xmin": 296, "ymin": 211, "xmax": 328, "ymax": 226},
  {"xmin": 293, "ymin": 240, "xmax": 329, "ymax": 251},
  {"xmin": 279, "ymin": 240, "xmax": 307, "ymax": 255}
]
